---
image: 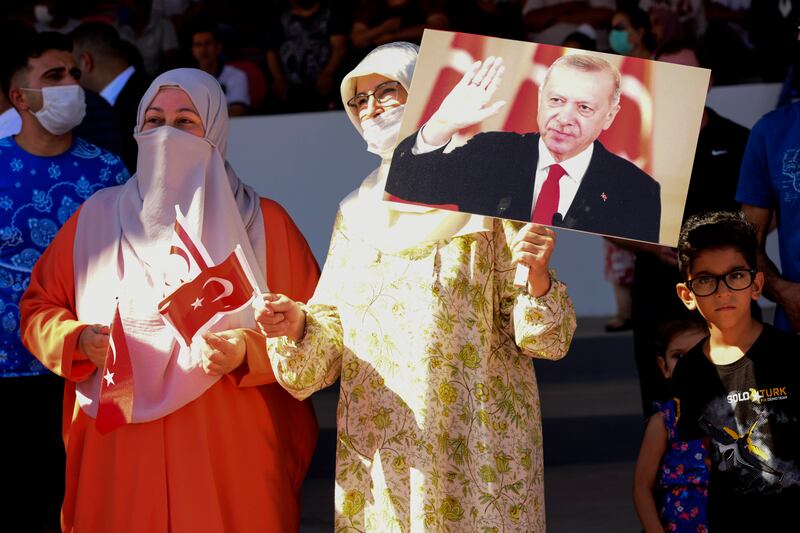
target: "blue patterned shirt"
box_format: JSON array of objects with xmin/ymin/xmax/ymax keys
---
[{"xmin": 0, "ymin": 135, "xmax": 130, "ymax": 377}]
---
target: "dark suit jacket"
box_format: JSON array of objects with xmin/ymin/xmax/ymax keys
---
[
  {"xmin": 386, "ymin": 130, "xmax": 662, "ymax": 242},
  {"xmin": 113, "ymin": 69, "xmax": 152, "ymax": 171},
  {"xmin": 74, "ymin": 90, "xmax": 124, "ymax": 157}
]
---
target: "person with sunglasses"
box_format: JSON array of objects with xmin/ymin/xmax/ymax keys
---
[{"xmin": 670, "ymin": 210, "xmax": 800, "ymax": 532}]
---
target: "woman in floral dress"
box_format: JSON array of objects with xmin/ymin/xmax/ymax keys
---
[{"xmin": 256, "ymin": 42, "xmax": 577, "ymax": 532}]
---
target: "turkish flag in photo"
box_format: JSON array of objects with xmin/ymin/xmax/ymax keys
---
[
  {"xmin": 96, "ymin": 304, "xmax": 134, "ymax": 434},
  {"xmin": 158, "ymin": 245, "xmax": 258, "ymax": 347}
]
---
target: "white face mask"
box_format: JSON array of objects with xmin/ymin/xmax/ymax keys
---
[
  {"xmin": 25, "ymin": 85, "xmax": 87, "ymax": 135},
  {"xmin": 361, "ymin": 104, "xmax": 405, "ymax": 158}
]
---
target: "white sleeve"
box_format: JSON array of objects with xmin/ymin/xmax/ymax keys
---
[
  {"xmin": 411, "ymin": 126, "xmax": 449, "ymax": 155},
  {"xmin": 221, "ymin": 66, "xmax": 251, "ymax": 106}
]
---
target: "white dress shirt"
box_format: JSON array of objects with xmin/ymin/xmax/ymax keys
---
[
  {"xmin": 0, "ymin": 108, "xmax": 22, "ymax": 139},
  {"xmin": 532, "ymin": 138, "xmax": 593, "ymax": 219},
  {"xmin": 100, "ymin": 66, "xmax": 136, "ymax": 106}
]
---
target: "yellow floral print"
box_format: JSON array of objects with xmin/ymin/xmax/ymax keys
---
[{"xmin": 268, "ymin": 214, "xmax": 576, "ymax": 532}]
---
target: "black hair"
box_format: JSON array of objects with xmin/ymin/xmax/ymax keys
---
[
  {"xmin": 562, "ymin": 31, "xmax": 597, "ymax": 51},
  {"xmin": 189, "ymin": 18, "xmax": 221, "ymax": 43},
  {"xmin": 654, "ymin": 318, "xmax": 707, "ymax": 359},
  {"xmin": 654, "ymin": 38, "xmax": 710, "ymax": 69},
  {"xmin": 677, "ymin": 211, "xmax": 758, "ymax": 280},
  {"xmin": 70, "ymin": 22, "xmax": 128, "ymax": 62},
  {"xmin": 0, "ymin": 31, "xmax": 73, "ymax": 100},
  {"xmin": 617, "ymin": 5, "xmax": 656, "ymax": 52}
]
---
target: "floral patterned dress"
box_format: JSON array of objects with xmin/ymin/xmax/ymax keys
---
[
  {"xmin": 655, "ymin": 399, "xmax": 709, "ymax": 533},
  {"xmin": 268, "ymin": 213, "xmax": 576, "ymax": 532}
]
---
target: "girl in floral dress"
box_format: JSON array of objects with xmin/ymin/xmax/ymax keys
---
[
  {"xmin": 254, "ymin": 42, "xmax": 577, "ymax": 532},
  {"xmin": 633, "ymin": 319, "xmax": 710, "ymax": 532}
]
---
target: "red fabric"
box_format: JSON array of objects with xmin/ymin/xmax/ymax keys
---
[
  {"xmin": 228, "ymin": 60, "xmax": 267, "ymax": 109},
  {"xmin": 159, "ymin": 249, "xmax": 256, "ymax": 346},
  {"xmin": 95, "ymin": 305, "xmax": 135, "ymax": 434},
  {"xmin": 385, "ymin": 193, "xmax": 459, "ymax": 212},
  {"xmin": 531, "ymin": 163, "xmax": 566, "ymax": 224},
  {"xmin": 19, "ymin": 197, "xmax": 320, "ymax": 533}
]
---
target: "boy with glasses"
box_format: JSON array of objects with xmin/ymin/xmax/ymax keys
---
[{"xmin": 671, "ymin": 210, "xmax": 800, "ymax": 531}]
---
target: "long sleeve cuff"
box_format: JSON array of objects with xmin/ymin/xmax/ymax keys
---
[{"xmin": 513, "ymin": 274, "xmax": 576, "ymax": 360}]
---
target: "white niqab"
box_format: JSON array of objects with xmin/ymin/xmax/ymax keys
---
[{"xmin": 73, "ymin": 69, "xmax": 266, "ymax": 422}]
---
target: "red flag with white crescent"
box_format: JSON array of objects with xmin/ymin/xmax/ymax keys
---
[
  {"xmin": 95, "ymin": 304, "xmax": 134, "ymax": 434},
  {"xmin": 598, "ymin": 56, "xmax": 653, "ymax": 173},
  {"xmin": 503, "ymin": 44, "xmax": 565, "ymax": 134},
  {"xmin": 165, "ymin": 206, "xmax": 213, "ymax": 289},
  {"xmin": 158, "ymin": 246, "xmax": 258, "ymax": 348}
]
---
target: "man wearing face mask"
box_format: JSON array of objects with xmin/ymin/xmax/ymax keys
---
[{"xmin": 0, "ymin": 31, "xmax": 129, "ymax": 532}]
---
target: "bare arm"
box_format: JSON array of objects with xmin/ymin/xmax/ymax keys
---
[
  {"xmin": 523, "ymin": 1, "xmax": 589, "ymax": 32},
  {"xmin": 633, "ymin": 414, "xmax": 668, "ymax": 533},
  {"xmin": 376, "ymin": 12, "xmax": 449, "ymax": 44},
  {"xmin": 265, "ymin": 50, "xmax": 289, "ymax": 101},
  {"xmin": 742, "ymin": 203, "xmax": 800, "ymax": 330},
  {"xmin": 351, "ymin": 18, "xmax": 402, "ymax": 48},
  {"xmin": 557, "ymin": 6, "xmax": 613, "ymax": 26},
  {"xmin": 316, "ymin": 34, "xmax": 347, "ymax": 96}
]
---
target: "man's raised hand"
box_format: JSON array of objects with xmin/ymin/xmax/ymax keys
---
[{"xmin": 421, "ymin": 56, "xmax": 506, "ymax": 146}]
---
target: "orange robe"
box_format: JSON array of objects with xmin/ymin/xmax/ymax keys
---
[{"xmin": 20, "ymin": 198, "xmax": 319, "ymax": 533}]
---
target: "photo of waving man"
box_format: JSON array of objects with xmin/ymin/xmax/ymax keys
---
[{"xmin": 386, "ymin": 51, "xmax": 663, "ymax": 242}]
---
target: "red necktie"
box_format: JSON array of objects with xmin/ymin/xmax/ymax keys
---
[{"xmin": 532, "ymin": 163, "xmax": 566, "ymax": 225}]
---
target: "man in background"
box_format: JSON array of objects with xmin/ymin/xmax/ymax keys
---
[{"xmin": 71, "ymin": 21, "xmax": 151, "ymax": 170}]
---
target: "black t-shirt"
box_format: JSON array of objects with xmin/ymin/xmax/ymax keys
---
[
  {"xmin": 353, "ymin": 0, "xmax": 442, "ymax": 45},
  {"xmin": 265, "ymin": 3, "xmax": 347, "ymax": 86},
  {"xmin": 672, "ymin": 325, "xmax": 800, "ymax": 530}
]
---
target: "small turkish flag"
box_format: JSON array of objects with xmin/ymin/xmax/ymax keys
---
[
  {"xmin": 165, "ymin": 205, "xmax": 212, "ymax": 288},
  {"xmin": 158, "ymin": 246, "xmax": 258, "ymax": 347},
  {"xmin": 95, "ymin": 304, "xmax": 134, "ymax": 434}
]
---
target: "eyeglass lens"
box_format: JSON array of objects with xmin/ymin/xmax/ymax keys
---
[{"xmin": 690, "ymin": 270, "xmax": 753, "ymax": 296}]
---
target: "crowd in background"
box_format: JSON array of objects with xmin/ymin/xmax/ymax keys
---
[{"xmin": 2, "ymin": 0, "xmax": 798, "ymax": 117}]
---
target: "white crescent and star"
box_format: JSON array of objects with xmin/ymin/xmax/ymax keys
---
[{"xmin": 202, "ymin": 277, "xmax": 234, "ymax": 303}]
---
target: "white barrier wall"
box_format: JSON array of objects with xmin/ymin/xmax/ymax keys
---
[{"xmin": 227, "ymin": 84, "xmax": 782, "ymax": 316}]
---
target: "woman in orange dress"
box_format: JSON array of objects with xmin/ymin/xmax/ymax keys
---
[{"xmin": 19, "ymin": 68, "xmax": 318, "ymax": 532}]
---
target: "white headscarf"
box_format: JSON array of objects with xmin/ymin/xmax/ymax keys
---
[
  {"xmin": 73, "ymin": 69, "xmax": 266, "ymax": 422},
  {"xmin": 338, "ymin": 42, "xmax": 491, "ymax": 254}
]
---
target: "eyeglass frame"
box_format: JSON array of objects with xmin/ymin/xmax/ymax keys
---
[
  {"xmin": 684, "ymin": 268, "xmax": 757, "ymax": 297},
  {"xmin": 346, "ymin": 80, "xmax": 403, "ymax": 111}
]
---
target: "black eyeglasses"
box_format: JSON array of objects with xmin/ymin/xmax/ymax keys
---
[
  {"xmin": 685, "ymin": 268, "xmax": 756, "ymax": 297},
  {"xmin": 347, "ymin": 80, "xmax": 402, "ymax": 110}
]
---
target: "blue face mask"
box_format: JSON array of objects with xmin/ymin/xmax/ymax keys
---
[{"xmin": 609, "ymin": 29, "xmax": 633, "ymax": 55}]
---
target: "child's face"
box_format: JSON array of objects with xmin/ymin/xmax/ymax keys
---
[
  {"xmin": 657, "ymin": 328, "xmax": 706, "ymax": 378},
  {"xmin": 675, "ymin": 246, "xmax": 763, "ymax": 330}
]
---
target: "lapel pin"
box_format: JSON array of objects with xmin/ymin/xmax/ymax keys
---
[{"xmin": 600, "ymin": 192, "xmax": 608, "ymax": 202}]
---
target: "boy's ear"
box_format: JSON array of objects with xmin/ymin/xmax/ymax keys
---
[
  {"xmin": 656, "ymin": 356, "xmax": 669, "ymax": 378},
  {"xmin": 751, "ymin": 271, "xmax": 765, "ymax": 300},
  {"xmin": 676, "ymin": 282, "xmax": 696, "ymax": 311}
]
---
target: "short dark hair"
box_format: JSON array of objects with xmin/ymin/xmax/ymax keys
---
[
  {"xmin": 654, "ymin": 318, "xmax": 707, "ymax": 359},
  {"xmin": 562, "ymin": 31, "xmax": 597, "ymax": 51},
  {"xmin": 0, "ymin": 31, "xmax": 73, "ymax": 100},
  {"xmin": 654, "ymin": 38, "xmax": 710, "ymax": 69},
  {"xmin": 677, "ymin": 211, "xmax": 758, "ymax": 280},
  {"xmin": 189, "ymin": 19, "xmax": 221, "ymax": 43},
  {"xmin": 70, "ymin": 22, "xmax": 128, "ymax": 62},
  {"xmin": 617, "ymin": 6, "xmax": 656, "ymax": 52}
]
